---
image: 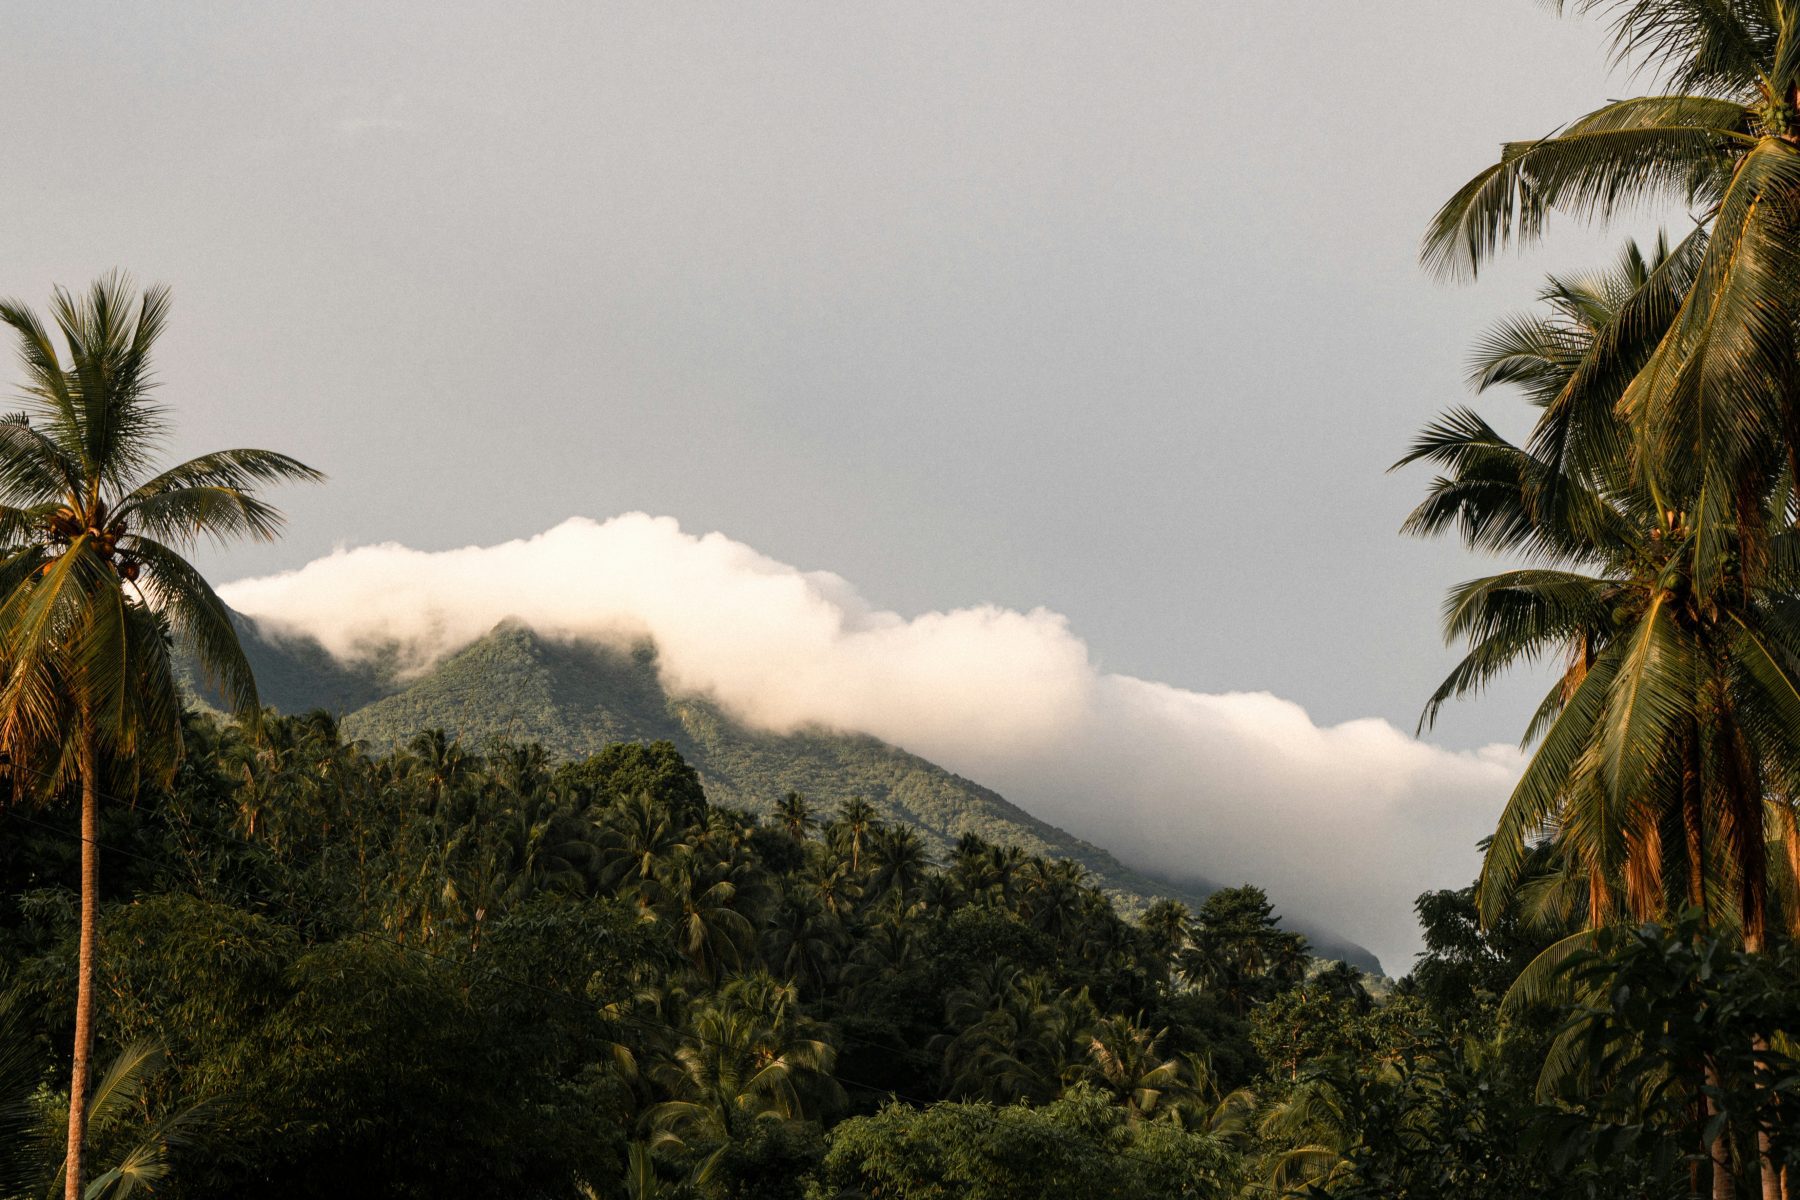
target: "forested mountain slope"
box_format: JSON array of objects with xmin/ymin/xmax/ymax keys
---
[{"xmin": 228, "ymin": 617, "xmax": 1381, "ymax": 972}]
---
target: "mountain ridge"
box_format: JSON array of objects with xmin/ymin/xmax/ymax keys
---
[{"xmin": 221, "ymin": 615, "xmax": 1384, "ymax": 973}]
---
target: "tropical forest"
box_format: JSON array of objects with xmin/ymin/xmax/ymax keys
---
[{"xmin": 9, "ymin": 2, "xmax": 1800, "ymax": 1199}]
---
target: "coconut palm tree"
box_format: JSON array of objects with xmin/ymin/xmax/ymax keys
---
[
  {"xmin": 0, "ymin": 276, "xmax": 318, "ymax": 1199},
  {"xmin": 646, "ymin": 974, "xmax": 841, "ymax": 1176},
  {"xmin": 1073, "ymin": 1016, "xmax": 1201, "ymax": 1123},
  {"xmin": 804, "ymin": 850, "xmax": 864, "ymax": 919},
  {"xmin": 865, "ymin": 824, "xmax": 928, "ymax": 904},
  {"xmin": 933, "ymin": 964, "xmax": 1095, "ymax": 1105},
  {"xmin": 404, "ymin": 728, "xmax": 475, "ymax": 812},
  {"xmin": 829, "ymin": 797, "xmax": 878, "ymax": 874},
  {"xmin": 773, "ymin": 790, "xmax": 816, "ymax": 842},
  {"xmin": 1253, "ymin": 1076, "xmax": 1360, "ymax": 1199},
  {"xmin": 37, "ymin": 1043, "xmax": 217, "ymax": 1200},
  {"xmin": 643, "ymin": 851, "xmax": 758, "ymax": 982},
  {"xmin": 1018, "ymin": 858, "xmax": 1090, "ymax": 940},
  {"xmin": 1400, "ymin": 238, "xmax": 1800, "ymax": 1199},
  {"xmin": 1423, "ymin": 1, "xmax": 1800, "ymax": 585},
  {"xmin": 763, "ymin": 888, "xmax": 841, "ymax": 994},
  {"xmin": 1399, "ymin": 240, "xmax": 1800, "ymax": 949},
  {"xmin": 598, "ymin": 790, "xmax": 690, "ymax": 898},
  {"xmin": 1138, "ymin": 898, "xmax": 1191, "ymax": 963}
]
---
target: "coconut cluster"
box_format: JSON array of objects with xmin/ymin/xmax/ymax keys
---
[{"xmin": 45, "ymin": 504, "xmax": 141, "ymax": 582}]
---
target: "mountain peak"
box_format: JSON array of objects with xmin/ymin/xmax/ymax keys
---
[{"xmin": 221, "ymin": 612, "xmax": 1383, "ymax": 973}]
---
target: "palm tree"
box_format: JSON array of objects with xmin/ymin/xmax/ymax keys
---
[
  {"xmin": 1018, "ymin": 858, "xmax": 1090, "ymax": 940},
  {"xmin": 1423, "ymin": 1, "xmax": 1800, "ymax": 578},
  {"xmin": 987, "ymin": 844, "xmax": 1028, "ymax": 907},
  {"xmin": 1400, "ymin": 239, "xmax": 1800, "ymax": 1199},
  {"xmin": 1254, "ymin": 1076, "xmax": 1360, "ymax": 1199},
  {"xmin": 946, "ymin": 832, "xmax": 991, "ymax": 901},
  {"xmin": 934, "ymin": 965, "xmax": 1094, "ymax": 1104},
  {"xmin": 405, "ymin": 728, "xmax": 475, "ymax": 813},
  {"xmin": 455, "ymin": 780, "xmax": 597, "ymax": 950},
  {"xmin": 0, "ymin": 999, "xmax": 214, "ymax": 1200},
  {"xmin": 830, "ymin": 797, "xmax": 878, "ymax": 874},
  {"xmin": 804, "ymin": 849, "xmax": 864, "ymax": 919},
  {"xmin": 1400, "ymin": 241, "xmax": 1800, "ymax": 950},
  {"xmin": 865, "ymin": 824, "xmax": 929, "ymax": 904},
  {"xmin": 916, "ymin": 870, "xmax": 962, "ymax": 917},
  {"xmin": 1138, "ymin": 898, "xmax": 1191, "ymax": 963},
  {"xmin": 643, "ymin": 851, "xmax": 757, "ymax": 982},
  {"xmin": 773, "ymin": 790, "xmax": 816, "ymax": 842},
  {"xmin": 0, "ymin": 276, "xmax": 318, "ymax": 1199},
  {"xmin": 1074, "ymin": 1016, "xmax": 1201, "ymax": 1123},
  {"xmin": 598, "ymin": 790, "xmax": 690, "ymax": 898},
  {"xmin": 37, "ymin": 1043, "xmax": 217, "ymax": 1200},
  {"xmin": 763, "ymin": 888, "xmax": 842, "ymax": 994},
  {"xmin": 646, "ymin": 975, "xmax": 841, "ymax": 1176},
  {"xmin": 840, "ymin": 911, "xmax": 922, "ymax": 1003}
]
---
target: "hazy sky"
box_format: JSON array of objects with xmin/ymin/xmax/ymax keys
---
[
  {"xmin": 0, "ymin": 4, "xmax": 1663, "ymax": 957},
  {"xmin": 0, "ymin": 1, "xmax": 1638, "ymax": 743}
]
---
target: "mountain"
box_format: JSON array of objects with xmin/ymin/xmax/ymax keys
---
[{"xmin": 224, "ymin": 617, "xmax": 1384, "ymax": 973}]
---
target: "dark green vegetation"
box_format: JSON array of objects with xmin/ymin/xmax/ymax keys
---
[
  {"xmin": 215, "ymin": 618, "xmax": 1382, "ymax": 971},
  {"xmin": 1, "ymin": 718, "xmax": 1793, "ymax": 1198}
]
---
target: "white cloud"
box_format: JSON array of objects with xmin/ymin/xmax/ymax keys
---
[{"xmin": 219, "ymin": 513, "xmax": 1519, "ymax": 971}]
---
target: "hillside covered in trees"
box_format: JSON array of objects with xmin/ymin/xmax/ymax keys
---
[
  {"xmin": 209, "ymin": 616, "xmax": 1383, "ymax": 971},
  {"xmin": 1, "ymin": 712, "xmax": 1794, "ymax": 1197}
]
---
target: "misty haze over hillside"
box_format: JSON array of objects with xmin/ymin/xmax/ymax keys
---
[{"xmin": 220, "ymin": 513, "xmax": 1520, "ymax": 969}]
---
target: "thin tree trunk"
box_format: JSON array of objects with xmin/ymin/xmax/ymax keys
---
[
  {"xmin": 63, "ymin": 718, "xmax": 97, "ymax": 1200},
  {"xmin": 1756, "ymin": 1033, "xmax": 1780, "ymax": 1200},
  {"xmin": 1706, "ymin": 1058, "xmax": 1733, "ymax": 1200},
  {"xmin": 1735, "ymin": 732, "xmax": 1775, "ymax": 1200},
  {"xmin": 1686, "ymin": 735, "xmax": 1731, "ymax": 1200},
  {"xmin": 1746, "ymin": 932, "xmax": 1778, "ymax": 1200}
]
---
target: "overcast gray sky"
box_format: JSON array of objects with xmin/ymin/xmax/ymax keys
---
[{"xmin": 1, "ymin": 1, "xmax": 1633, "ymax": 755}]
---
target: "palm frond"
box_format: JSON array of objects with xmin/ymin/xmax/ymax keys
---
[
  {"xmin": 1423, "ymin": 106, "xmax": 1750, "ymax": 279},
  {"xmin": 1479, "ymin": 642, "xmax": 1625, "ymax": 921},
  {"xmin": 124, "ymin": 536, "xmax": 259, "ymax": 722}
]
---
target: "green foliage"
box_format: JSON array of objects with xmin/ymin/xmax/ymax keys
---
[
  {"xmin": 250, "ymin": 622, "xmax": 1380, "ymax": 965},
  {"xmin": 557, "ymin": 739, "xmax": 709, "ymax": 819},
  {"xmin": 813, "ymin": 1084, "xmax": 1238, "ymax": 1200},
  {"xmin": 1406, "ymin": 881, "xmax": 1561, "ymax": 1025},
  {"xmin": 0, "ymin": 275, "xmax": 321, "ymax": 1200},
  {"xmin": 0, "ymin": 716, "xmax": 1334, "ymax": 1196},
  {"xmin": 88, "ymin": 893, "xmax": 638, "ymax": 1198},
  {"xmin": 1, "ymin": 704, "xmax": 1789, "ymax": 1199},
  {"xmin": 1527, "ymin": 916, "xmax": 1800, "ymax": 1179},
  {"xmin": 1180, "ymin": 886, "xmax": 1309, "ymax": 1017}
]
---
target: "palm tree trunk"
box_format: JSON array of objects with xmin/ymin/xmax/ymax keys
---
[
  {"xmin": 1756, "ymin": 1037, "xmax": 1781, "ymax": 1200},
  {"xmin": 63, "ymin": 717, "xmax": 97, "ymax": 1200},
  {"xmin": 1734, "ymin": 740, "xmax": 1775, "ymax": 1200},
  {"xmin": 1741, "ymin": 948, "xmax": 1779, "ymax": 1200},
  {"xmin": 1686, "ymin": 740, "xmax": 1731, "ymax": 1200},
  {"xmin": 1705, "ymin": 1058, "xmax": 1733, "ymax": 1200}
]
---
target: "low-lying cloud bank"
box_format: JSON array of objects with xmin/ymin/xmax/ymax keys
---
[{"xmin": 219, "ymin": 514, "xmax": 1519, "ymax": 970}]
